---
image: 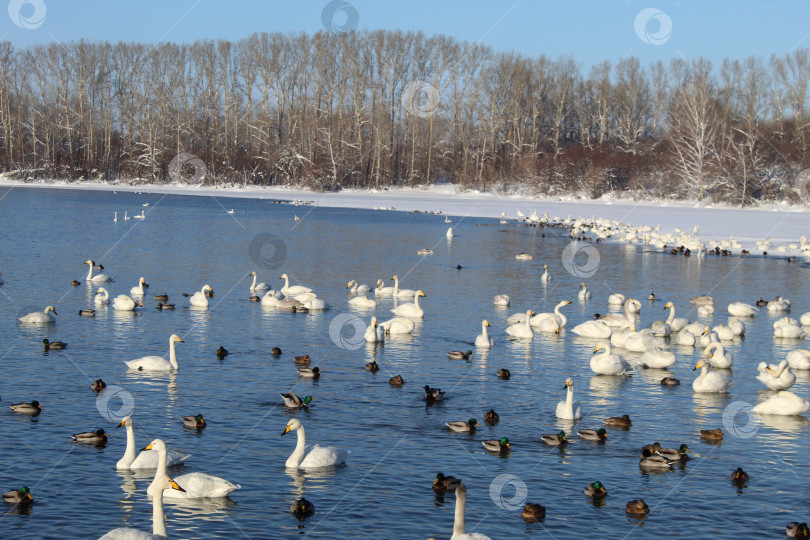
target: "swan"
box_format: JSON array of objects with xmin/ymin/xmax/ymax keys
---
[
  {"xmin": 379, "ymin": 317, "xmax": 415, "ymax": 334},
  {"xmin": 303, "ymin": 298, "xmax": 328, "ymax": 310},
  {"xmin": 728, "ymin": 318, "xmax": 746, "ymax": 336},
  {"xmin": 572, "ymin": 320, "xmax": 612, "ymax": 339},
  {"xmin": 699, "ymin": 330, "xmax": 720, "ymax": 348},
  {"xmin": 556, "ymin": 377, "xmax": 583, "ymax": 419},
  {"xmin": 692, "ymin": 359, "xmax": 731, "ymax": 393},
  {"xmin": 280, "ymin": 273, "xmax": 313, "ymax": 296},
  {"xmin": 113, "ymin": 295, "xmax": 141, "ymax": 311},
  {"xmin": 625, "ymin": 329, "xmax": 665, "ymax": 353},
  {"xmin": 767, "ymin": 296, "xmax": 791, "ymax": 313},
  {"xmin": 446, "ymin": 227, "xmax": 454, "ymax": 238},
  {"xmin": 249, "ymin": 272, "xmax": 269, "ymax": 292},
  {"xmin": 374, "ymin": 279, "xmax": 395, "ymax": 296},
  {"xmin": 449, "ymin": 484, "xmax": 492, "ymax": 540},
  {"xmin": 774, "ymin": 323, "xmax": 806, "ymax": 339},
  {"xmin": 391, "ymin": 290, "xmax": 426, "ymax": 318},
  {"xmin": 113, "ymin": 211, "xmax": 118, "ymax": 222},
  {"xmin": 493, "ymin": 294, "xmax": 510, "ymax": 306},
  {"xmin": 189, "ymin": 284, "xmax": 214, "ymax": 307},
  {"xmin": 774, "ymin": 316, "xmax": 800, "ymax": 329},
  {"xmin": 391, "ymin": 275, "xmax": 416, "ymax": 298},
  {"xmin": 124, "ymin": 334, "xmax": 183, "ymax": 371},
  {"xmin": 291, "ymin": 291, "xmax": 319, "ymax": 303},
  {"xmin": 94, "ymin": 287, "xmax": 110, "ymax": 307},
  {"xmin": 676, "ymin": 329, "xmax": 696, "ymax": 346},
  {"xmin": 146, "ymin": 439, "xmax": 240, "ymax": 499},
  {"xmin": 756, "ymin": 360, "xmax": 796, "ymax": 390},
  {"xmin": 682, "ymin": 321, "xmax": 710, "ymax": 337},
  {"xmin": 728, "ymin": 302, "xmax": 759, "ymax": 317},
  {"xmin": 475, "ymin": 320, "xmax": 494, "ymax": 347},
  {"xmin": 84, "ymin": 259, "xmax": 112, "ymax": 282},
  {"xmin": 598, "ymin": 298, "xmax": 638, "ymax": 328},
  {"xmin": 98, "ymin": 473, "xmax": 186, "ymax": 539},
  {"xmin": 786, "ymin": 350, "xmax": 810, "ymax": 370},
  {"xmin": 690, "ymin": 295, "xmax": 714, "ymax": 306},
  {"xmin": 713, "ymin": 324, "xmax": 734, "ymax": 341},
  {"xmin": 19, "ymin": 305, "xmax": 57, "ymax": 325},
  {"xmin": 531, "ymin": 300, "xmax": 571, "ymax": 332},
  {"xmin": 751, "ymin": 391, "xmax": 810, "ymax": 416},
  {"xmin": 653, "ymin": 302, "xmax": 689, "ymax": 333},
  {"xmin": 116, "ymin": 416, "xmax": 190, "ymax": 470},
  {"xmin": 349, "ymin": 295, "xmax": 377, "ymax": 308},
  {"xmin": 130, "ymin": 277, "xmax": 146, "ymax": 297},
  {"xmin": 506, "ymin": 310, "xmax": 534, "ymax": 339},
  {"xmin": 515, "ymin": 253, "xmax": 533, "ymax": 260},
  {"xmin": 578, "ymin": 282, "xmax": 591, "ymax": 300},
  {"xmin": 590, "ymin": 342, "xmax": 631, "ymax": 375},
  {"xmin": 124, "ymin": 211, "xmax": 130, "ymax": 221},
  {"xmin": 608, "ymin": 293, "xmax": 625, "ymax": 305},
  {"xmin": 801, "ymin": 312, "xmax": 810, "ymax": 326},
  {"xmin": 704, "ymin": 342, "xmax": 733, "ymax": 369},
  {"xmin": 281, "ymin": 418, "xmax": 348, "ymax": 469},
  {"xmin": 609, "ymin": 322, "xmax": 635, "ymax": 347},
  {"xmin": 364, "ymin": 316, "xmax": 384, "ymax": 343},
  {"xmin": 260, "ymin": 290, "xmax": 284, "ymax": 306},
  {"xmin": 639, "ymin": 346, "xmax": 676, "ymax": 369},
  {"xmin": 346, "ymin": 280, "xmax": 370, "ymax": 294},
  {"xmin": 697, "ymin": 304, "xmax": 715, "ymax": 316},
  {"xmin": 133, "ymin": 210, "xmax": 146, "ymax": 219},
  {"xmin": 540, "ymin": 264, "xmax": 551, "ymax": 283}
]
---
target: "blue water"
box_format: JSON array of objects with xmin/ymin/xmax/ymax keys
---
[{"xmin": 0, "ymin": 186, "xmax": 808, "ymax": 539}]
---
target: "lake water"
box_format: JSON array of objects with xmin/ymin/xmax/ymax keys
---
[{"xmin": 0, "ymin": 186, "xmax": 808, "ymax": 539}]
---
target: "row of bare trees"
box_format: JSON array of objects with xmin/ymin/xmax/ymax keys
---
[{"xmin": 1, "ymin": 31, "xmax": 809, "ymax": 204}]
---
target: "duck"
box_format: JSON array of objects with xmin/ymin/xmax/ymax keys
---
[
  {"xmin": 156, "ymin": 302, "xmax": 175, "ymax": 310},
  {"xmin": 448, "ymin": 350, "xmax": 473, "ymax": 360},
  {"xmin": 112, "ymin": 294, "xmax": 141, "ymax": 311},
  {"xmin": 84, "ymin": 259, "xmax": 112, "ymax": 282},
  {"xmin": 475, "ymin": 320, "xmax": 494, "ymax": 348},
  {"xmin": 71, "ymin": 429, "xmax": 108, "ymax": 445},
  {"xmin": 496, "ymin": 369, "xmax": 511, "ymax": 380},
  {"xmin": 603, "ymin": 415, "xmax": 631, "ymax": 428},
  {"xmin": 730, "ymin": 467, "xmax": 749, "ymax": 487},
  {"xmin": 449, "ymin": 483, "xmax": 493, "ymax": 539},
  {"xmin": 555, "ymin": 377, "xmax": 582, "ymax": 419},
  {"xmin": 658, "ymin": 443, "xmax": 690, "ymax": 460},
  {"xmin": 281, "ymin": 391, "xmax": 313, "ymax": 408},
  {"xmin": 639, "ymin": 448, "xmax": 674, "ymax": 469},
  {"xmin": 482, "ymin": 437, "xmax": 510, "ymax": 453},
  {"xmin": 19, "ymin": 306, "xmax": 57, "ymax": 325},
  {"xmin": 692, "ymin": 359, "xmax": 732, "ymax": 393},
  {"xmin": 661, "ymin": 377, "xmax": 681, "ymax": 386},
  {"xmin": 446, "ymin": 418, "xmax": 480, "ymax": 433},
  {"xmin": 9, "ymin": 401, "xmax": 41, "ymax": 414},
  {"xmin": 145, "ymin": 439, "xmax": 240, "ymax": 498},
  {"xmin": 116, "ymin": 416, "xmax": 190, "ymax": 470},
  {"xmin": 71, "ymin": 279, "xmax": 80, "ymax": 286},
  {"xmin": 424, "ymin": 385, "xmax": 445, "ymax": 403},
  {"xmin": 699, "ymin": 428, "xmax": 724, "ymax": 441},
  {"xmin": 189, "ymin": 284, "xmax": 214, "ymax": 307},
  {"xmin": 42, "ymin": 338, "xmax": 67, "ymax": 351},
  {"xmin": 91, "ymin": 379, "xmax": 106, "ymax": 392},
  {"xmin": 433, "ymin": 472, "xmax": 461, "ymax": 492},
  {"xmin": 290, "ymin": 497, "xmax": 315, "ymax": 521},
  {"xmin": 94, "ymin": 287, "xmax": 110, "ymax": 307},
  {"xmin": 389, "ymin": 375, "xmax": 405, "ymax": 387},
  {"xmin": 626, "ymin": 499, "xmax": 650, "ymax": 515},
  {"xmin": 2, "ymin": 486, "xmax": 33, "ymax": 505},
  {"xmin": 493, "ymin": 294, "xmax": 510, "ymax": 306},
  {"xmin": 280, "ymin": 273, "xmax": 313, "ymax": 296},
  {"xmin": 751, "ymin": 391, "xmax": 810, "ymax": 415},
  {"xmin": 578, "ymin": 282, "xmax": 591, "ymax": 300},
  {"xmin": 584, "ymin": 481, "xmax": 607, "ymax": 498},
  {"xmin": 365, "ymin": 361, "xmax": 379, "ymax": 373},
  {"xmin": 124, "ymin": 334, "xmax": 183, "ymax": 371},
  {"xmin": 541, "ymin": 431, "xmax": 566, "ymax": 445},
  {"xmin": 484, "ymin": 409, "xmax": 499, "ymax": 424},
  {"xmin": 648, "ymin": 292, "xmax": 656, "ymax": 302},
  {"xmin": 182, "ymin": 414, "xmax": 206, "ymax": 428},
  {"xmin": 590, "ymin": 342, "xmax": 631, "ymax": 375},
  {"xmin": 786, "ymin": 522, "xmax": 810, "ymax": 539},
  {"xmin": 756, "ymin": 360, "xmax": 796, "ymax": 390},
  {"xmin": 78, "ymin": 309, "xmax": 95, "ymax": 317},
  {"xmin": 282, "ymin": 418, "xmax": 348, "ymax": 469},
  {"xmin": 391, "ymin": 290, "xmax": 426, "ymax": 318},
  {"xmin": 216, "ymin": 346, "xmax": 229, "ymax": 359},
  {"xmin": 294, "ymin": 354, "xmax": 311, "ymax": 365},
  {"xmin": 506, "ymin": 310, "xmax": 534, "ymax": 339},
  {"xmin": 298, "ymin": 367, "xmax": 321, "ymax": 378},
  {"xmin": 521, "ymin": 502, "xmax": 546, "ymax": 522},
  {"xmin": 271, "ymin": 347, "xmax": 282, "ymax": 357},
  {"xmin": 154, "ymin": 293, "xmax": 169, "ymax": 302},
  {"xmin": 578, "ymin": 428, "xmax": 608, "ymax": 441},
  {"xmin": 641, "ymin": 442, "xmax": 662, "ymax": 454}
]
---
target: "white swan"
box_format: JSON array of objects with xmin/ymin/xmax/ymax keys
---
[
  {"xmin": 123, "ymin": 210, "xmax": 130, "ymax": 221},
  {"xmin": 146, "ymin": 439, "xmax": 240, "ymax": 499},
  {"xmin": 346, "ymin": 280, "xmax": 370, "ymax": 294},
  {"xmin": 556, "ymin": 377, "xmax": 583, "ymax": 419},
  {"xmin": 113, "ymin": 295, "xmax": 141, "ymax": 311},
  {"xmin": 774, "ymin": 323, "xmax": 806, "ymax": 339},
  {"xmin": 598, "ymin": 298, "xmax": 638, "ymax": 328},
  {"xmin": 364, "ymin": 316, "xmax": 384, "ymax": 343},
  {"xmin": 639, "ymin": 346, "xmax": 676, "ymax": 369},
  {"xmin": 130, "ymin": 277, "xmax": 146, "ymax": 297},
  {"xmin": 303, "ymin": 298, "xmax": 328, "ymax": 310},
  {"xmin": 609, "ymin": 322, "xmax": 635, "ymax": 348},
  {"xmin": 728, "ymin": 318, "xmax": 746, "ymax": 336},
  {"xmin": 653, "ymin": 302, "xmax": 689, "ymax": 333},
  {"xmin": 692, "ymin": 359, "xmax": 731, "ymax": 393},
  {"xmin": 116, "ymin": 416, "xmax": 190, "ymax": 470},
  {"xmin": 540, "ymin": 264, "xmax": 551, "ymax": 283},
  {"xmin": 704, "ymin": 342, "xmax": 733, "ymax": 369},
  {"xmin": 506, "ymin": 310, "xmax": 534, "ymax": 339},
  {"xmin": 84, "ymin": 260, "xmax": 112, "ymax": 282},
  {"xmin": 124, "ymin": 334, "xmax": 183, "ymax": 371},
  {"xmin": 712, "ymin": 324, "xmax": 734, "ymax": 341},
  {"xmin": 391, "ymin": 290, "xmax": 426, "ymax": 318},
  {"xmin": 349, "ymin": 295, "xmax": 377, "ymax": 308},
  {"xmin": 578, "ymin": 282, "xmax": 591, "ymax": 301},
  {"xmin": 99, "ymin": 473, "xmax": 186, "ymax": 539},
  {"xmin": 608, "ymin": 293, "xmax": 625, "ymax": 306},
  {"xmin": 379, "ymin": 317, "xmax": 415, "ymax": 334},
  {"xmin": 801, "ymin": 312, "xmax": 810, "ymax": 326},
  {"xmin": 676, "ymin": 329, "xmax": 696, "ymax": 346},
  {"xmin": 19, "ymin": 305, "xmax": 57, "ymax": 325},
  {"xmin": 572, "ymin": 320, "xmax": 612, "ymax": 339},
  {"xmin": 281, "ymin": 418, "xmax": 348, "ymax": 469},
  {"xmin": 94, "ymin": 287, "xmax": 110, "ymax": 307},
  {"xmin": 699, "ymin": 330, "xmax": 720, "ymax": 348},
  {"xmin": 728, "ymin": 302, "xmax": 759, "ymax": 317},
  {"xmin": 493, "ymin": 294, "xmax": 510, "ymax": 306},
  {"xmin": 475, "ymin": 320, "xmax": 494, "ymax": 347},
  {"xmin": 133, "ymin": 210, "xmax": 146, "ymax": 219},
  {"xmin": 392, "ymin": 275, "xmax": 416, "ymax": 298},
  {"xmin": 280, "ymin": 273, "xmax": 313, "ymax": 296},
  {"xmin": 751, "ymin": 391, "xmax": 810, "ymax": 416},
  {"xmin": 697, "ymin": 304, "xmax": 715, "ymax": 316},
  {"xmin": 374, "ymin": 279, "xmax": 395, "ymax": 296},
  {"xmin": 682, "ymin": 321, "xmax": 710, "ymax": 337},
  {"xmin": 189, "ymin": 284, "xmax": 213, "ymax": 307},
  {"xmin": 260, "ymin": 290, "xmax": 283, "ymax": 306},
  {"xmin": 590, "ymin": 342, "xmax": 631, "ymax": 375},
  {"xmin": 515, "ymin": 253, "xmax": 533, "ymax": 261},
  {"xmin": 767, "ymin": 296, "xmax": 791, "ymax": 313},
  {"xmin": 756, "ymin": 360, "xmax": 796, "ymax": 390},
  {"xmin": 625, "ymin": 329, "xmax": 665, "ymax": 353},
  {"xmin": 249, "ymin": 272, "xmax": 269, "ymax": 293},
  {"xmin": 450, "ymin": 483, "xmax": 493, "ymax": 540},
  {"xmin": 786, "ymin": 350, "xmax": 810, "ymax": 370},
  {"xmin": 531, "ymin": 301, "xmax": 571, "ymax": 332}
]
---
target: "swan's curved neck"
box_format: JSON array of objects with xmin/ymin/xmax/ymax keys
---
[
  {"xmin": 555, "ymin": 303, "xmax": 567, "ymax": 327},
  {"xmin": 169, "ymin": 340, "xmax": 179, "ymax": 370},
  {"xmin": 85, "ymin": 264, "xmax": 94, "ymax": 280},
  {"xmin": 393, "ymin": 277, "xmax": 400, "ymax": 293},
  {"xmin": 282, "ymin": 275, "xmax": 290, "ymax": 290},
  {"xmin": 251, "ymin": 274, "xmax": 258, "ymax": 289},
  {"xmin": 152, "ymin": 487, "xmax": 167, "ymax": 537},
  {"xmin": 566, "ymin": 385, "xmax": 574, "ymax": 411},
  {"xmin": 413, "ymin": 294, "xmax": 421, "ymax": 308},
  {"xmin": 286, "ymin": 426, "xmax": 307, "ymax": 468},
  {"xmin": 773, "ymin": 361, "xmax": 788, "ymax": 376},
  {"xmin": 155, "ymin": 443, "xmax": 168, "ymax": 479},
  {"xmin": 119, "ymin": 423, "xmax": 136, "ymax": 468},
  {"xmin": 481, "ymin": 322, "xmax": 488, "ymax": 338},
  {"xmin": 453, "ymin": 488, "xmax": 466, "ymax": 537},
  {"xmin": 524, "ymin": 311, "xmax": 532, "ymax": 329},
  {"xmin": 666, "ymin": 304, "xmax": 675, "ymax": 324}
]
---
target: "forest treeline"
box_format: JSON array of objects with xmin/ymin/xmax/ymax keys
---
[{"xmin": 1, "ymin": 30, "xmax": 809, "ymax": 204}]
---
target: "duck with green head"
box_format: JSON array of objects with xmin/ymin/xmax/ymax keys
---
[
  {"xmin": 541, "ymin": 431, "xmax": 566, "ymax": 445},
  {"xmin": 446, "ymin": 418, "xmax": 480, "ymax": 433},
  {"xmin": 578, "ymin": 428, "xmax": 608, "ymax": 441},
  {"xmin": 640, "ymin": 448, "xmax": 674, "ymax": 469},
  {"xmin": 42, "ymin": 338, "xmax": 67, "ymax": 350},
  {"xmin": 71, "ymin": 428, "xmax": 108, "ymax": 445},
  {"xmin": 280, "ymin": 391, "xmax": 313, "ymax": 408},
  {"xmin": 584, "ymin": 481, "xmax": 607, "ymax": 498},
  {"xmin": 482, "ymin": 437, "xmax": 510, "ymax": 453},
  {"xmin": 3, "ymin": 486, "xmax": 32, "ymax": 505},
  {"xmin": 182, "ymin": 414, "xmax": 206, "ymax": 428},
  {"xmin": 658, "ymin": 443, "xmax": 690, "ymax": 460},
  {"xmin": 448, "ymin": 350, "xmax": 473, "ymax": 360}
]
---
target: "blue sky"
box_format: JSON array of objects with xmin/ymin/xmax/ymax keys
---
[{"xmin": 3, "ymin": 0, "xmax": 810, "ymax": 69}]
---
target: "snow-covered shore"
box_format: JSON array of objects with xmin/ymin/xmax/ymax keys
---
[{"xmin": 2, "ymin": 179, "xmax": 809, "ymax": 257}]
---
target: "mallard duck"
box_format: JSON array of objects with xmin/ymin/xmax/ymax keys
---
[
  {"xmin": 584, "ymin": 481, "xmax": 607, "ymax": 498},
  {"xmin": 448, "ymin": 350, "xmax": 473, "ymax": 360},
  {"xmin": 78, "ymin": 309, "xmax": 96, "ymax": 317},
  {"xmin": 731, "ymin": 467, "xmax": 749, "ymax": 487},
  {"xmin": 433, "ymin": 472, "xmax": 461, "ymax": 492},
  {"xmin": 446, "ymin": 418, "xmax": 480, "ymax": 433},
  {"xmin": 71, "ymin": 279, "xmax": 80, "ymax": 286},
  {"xmin": 496, "ymin": 368, "xmax": 511, "ymax": 380},
  {"xmin": 290, "ymin": 497, "xmax": 314, "ymax": 520},
  {"xmin": 639, "ymin": 448, "xmax": 674, "ymax": 469},
  {"xmin": 91, "ymin": 379, "xmax": 106, "ymax": 392},
  {"xmin": 182, "ymin": 414, "xmax": 206, "ymax": 428},
  {"xmin": 156, "ymin": 302, "xmax": 175, "ymax": 310},
  {"xmin": 484, "ymin": 409, "xmax": 499, "ymax": 424},
  {"xmin": 294, "ymin": 354, "xmax": 311, "ymax": 365},
  {"xmin": 290, "ymin": 305, "xmax": 309, "ymax": 313},
  {"xmin": 641, "ymin": 442, "xmax": 661, "ymax": 454},
  {"xmin": 216, "ymin": 346, "xmax": 229, "ymax": 359},
  {"xmin": 786, "ymin": 522, "xmax": 810, "ymax": 539},
  {"xmin": 365, "ymin": 361, "xmax": 379, "ymax": 373},
  {"xmin": 521, "ymin": 502, "xmax": 546, "ymax": 521},
  {"xmin": 281, "ymin": 391, "xmax": 313, "ymax": 408},
  {"xmin": 482, "ymin": 437, "xmax": 510, "ymax": 453},
  {"xmin": 298, "ymin": 367, "xmax": 320, "ymax": 378},
  {"xmin": 154, "ymin": 294, "xmax": 169, "ymax": 302},
  {"xmin": 389, "ymin": 374, "xmax": 404, "ymax": 386},
  {"xmin": 658, "ymin": 443, "xmax": 690, "ymax": 460},
  {"xmin": 626, "ymin": 499, "xmax": 650, "ymax": 515},
  {"xmin": 578, "ymin": 428, "xmax": 608, "ymax": 441},
  {"xmin": 603, "ymin": 414, "xmax": 631, "ymax": 428},
  {"xmin": 9, "ymin": 401, "xmax": 41, "ymax": 414},
  {"xmin": 648, "ymin": 292, "xmax": 656, "ymax": 301},
  {"xmin": 71, "ymin": 429, "xmax": 108, "ymax": 445},
  {"xmin": 698, "ymin": 428, "xmax": 723, "ymax": 442},
  {"xmin": 423, "ymin": 385, "xmax": 445, "ymax": 403},
  {"xmin": 249, "ymin": 295, "xmax": 260, "ymax": 302},
  {"xmin": 3, "ymin": 486, "xmax": 32, "ymax": 505},
  {"xmin": 541, "ymin": 431, "xmax": 566, "ymax": 445},
  {"xmin": 661, "ymin": 377, "xmax": 680, "ymax": 386},
  {"xmin": 271, "ymin": 347, "xmax": 282, "ymax": 356},
  {"xmin": 755, "ymin": 296, "xmax": 767, "ymax": 306},
  {"xmin": 42, "ymin": 338, "xmax": 67, "ymax": 350}
]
